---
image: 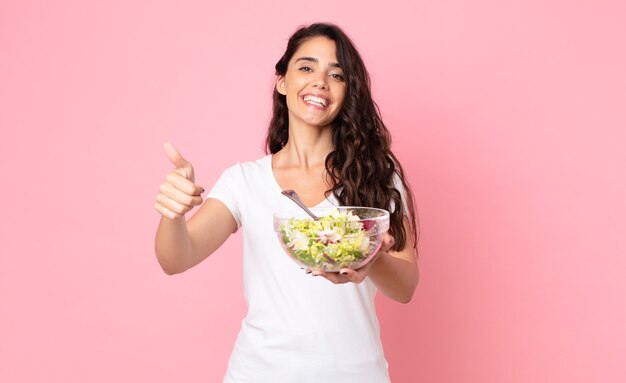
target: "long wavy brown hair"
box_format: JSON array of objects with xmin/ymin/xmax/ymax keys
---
[{"xmin": 265, "ymin": 23, "xmax": 418, "ymax": 252}]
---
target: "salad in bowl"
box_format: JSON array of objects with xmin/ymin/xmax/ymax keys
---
[{"xmin": 273, "ymin": 207, "xmax": 390, "ymax": 272}]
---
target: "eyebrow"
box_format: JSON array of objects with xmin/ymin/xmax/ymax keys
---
[{"xmin": 294, "ymin": 57, "xmax": 342, "ymax": 68}]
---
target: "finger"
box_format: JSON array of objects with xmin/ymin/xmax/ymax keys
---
[
  {"xmin": 193, "ymin": 184, "xmax": 205, "ymax": 196},
  {"xmin": 339, "ymin": 268, "xmax": 354, "ymax": 278},
  {"xmin": 156, "ymin": 193, "xmax": 192, "ymax": 216},
  {"xmin": 163, "ymin": 143, "xmax": 195, "ymax": 181},
  {"xmin": 163, "ymin": 142, "xmax": 191, "ymax": 169},
  {"xmin": 154, "ymin": 201, "xmax": 181, "ymax": 220},
  {"xmin": 381, "ymin": 233, "xmax": 395, "ymax": 252},
  {"xmin": 339, "ymin": 268, "xmax": 366, "ymax": 283},
  {"xmin": 173, "ymin": 167, "xmax": 190, "ymax": 180},
  {"xmin": 165, "ymin": 172, "xmax": 202, "ymax": 196},
  {"xmin": 159, "ymin": 183, "xmax": 204, "ymax": 207},
  {"xmin": 311, "ymin": 270, "xmax": 349, "ymax": 284},
  {"xmin": 343, "ymin": 258, "xmax": 377, "ymax": 282}
]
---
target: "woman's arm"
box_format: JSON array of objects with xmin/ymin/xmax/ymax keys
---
[
  {"xmin": 154, "ymin": 143, "xmax": 237, "ymax": 275},
  {"xmin": 367, "ymin": 216, "xmax": 419, "ymax": 303},
  {"xmin": 155, "ymin": 199, "xmax": 237, "ymax": 275},
  {"xmin": 309, "ymin": 216, "xmax": 419, "ymax": 303}
]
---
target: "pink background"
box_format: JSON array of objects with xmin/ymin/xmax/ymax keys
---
[{"xmin": 1, "ymin": 1, "xmax": 625, "ymax": 382}]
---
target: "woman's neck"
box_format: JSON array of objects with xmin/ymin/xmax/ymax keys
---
[{"xmin": 276, "ymin": 123, "xmax": 334, "ymax": 169}]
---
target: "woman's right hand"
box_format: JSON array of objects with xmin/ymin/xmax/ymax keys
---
[{"xmin": 154, "ymin": 142, "xmax": 205, "ymax": 220}]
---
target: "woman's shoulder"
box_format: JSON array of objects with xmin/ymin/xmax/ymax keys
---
[
  {"xmin": 223, "ymin": 154, "xmax": 271, "ymax": 175},
  {"xmin": 215, "ymin": 154, "xmax": 272, "ymax": 186}
]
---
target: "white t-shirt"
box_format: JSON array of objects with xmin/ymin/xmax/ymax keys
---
[{"xmin": 208, "ymin": 155, "xmax": 393, "ymax": 383}]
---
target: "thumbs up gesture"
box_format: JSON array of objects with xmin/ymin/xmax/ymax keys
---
[{"xmin": 155, "ymin": 142, "xmax": 205, "ymax": 220}]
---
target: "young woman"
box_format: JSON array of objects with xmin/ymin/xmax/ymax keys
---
[{"xmin": 155, "ymin": 23, "xmax": 419, "ymax": 383}]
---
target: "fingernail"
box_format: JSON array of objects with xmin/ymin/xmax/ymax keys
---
[{"xmin": 339, "ymin": 270, "xmax": 349, "ymax": 276}]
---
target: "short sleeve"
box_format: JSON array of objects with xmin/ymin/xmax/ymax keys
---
[
  {"xmin": 206, "ymin": 164, "xmax": 242, "ymax": 228},
  {"xmin": 392, "ymin": 172, "xmax": 410, "ymax": 216}
]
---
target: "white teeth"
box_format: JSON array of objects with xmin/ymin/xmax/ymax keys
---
[{"xmin": 303, "ymin": 95, "xmax": 328, "ymax": 107}]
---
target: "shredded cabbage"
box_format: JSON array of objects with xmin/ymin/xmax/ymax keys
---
[{"xmin": 280, "ymin": 208, "xmax": 372, "ymax": 268}]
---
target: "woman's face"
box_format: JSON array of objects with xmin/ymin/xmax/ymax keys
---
[{"xmin": 276, "ymin": 36, "xmax": 347, "ymax": 129}]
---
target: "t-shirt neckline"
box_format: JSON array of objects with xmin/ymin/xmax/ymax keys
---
[{"xmin": 265, "ymin": 154, "xmax": 337, "ymax": 209}]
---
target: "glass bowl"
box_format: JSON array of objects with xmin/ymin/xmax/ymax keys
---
[{"xmin": 273, "ymin": 206, "xmax": 390, "ymax": 272}]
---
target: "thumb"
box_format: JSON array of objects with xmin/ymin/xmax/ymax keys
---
[
  {"xmin": 381, "ymin": 232, "xmax": 395, "ymax": 252},
  {"xmin": 193, "ymin": 184, "xmax": 206, "ymax": 196},
  {"xmin": 164, "ymin": 142, "xmax": 194, "ymax": 179},
  {"xmin": 163, "ymin": 142, "xmax": 189, "ymax": 168}
]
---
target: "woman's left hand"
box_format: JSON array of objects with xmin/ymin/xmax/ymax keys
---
[{"xmin": 306, "ymin": 233, "xmax": 395, "ymax": 284}]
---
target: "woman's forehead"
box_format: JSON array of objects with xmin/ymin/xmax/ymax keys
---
[{"xmin": 290, "ymin": 37, "xmax": 339, "ymax": 65}]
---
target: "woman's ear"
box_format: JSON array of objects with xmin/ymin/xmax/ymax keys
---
[{"xmin": 276, "ymin": 76, "xmax": 286, "ymax": 95}]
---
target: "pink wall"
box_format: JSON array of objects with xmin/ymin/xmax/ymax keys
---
[{"xmin": 1, "ymin": 1, "xmax": 625, "ymax": 382}]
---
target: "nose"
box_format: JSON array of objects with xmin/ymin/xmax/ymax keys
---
[{"xmin": 311, "ymin": 74, "xmax": 328, "ymax": 90}]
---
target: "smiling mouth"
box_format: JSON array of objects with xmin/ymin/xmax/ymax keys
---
[{"xmin": 302, "ymin": 95, "xmax": 329, "ymax": 108}]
